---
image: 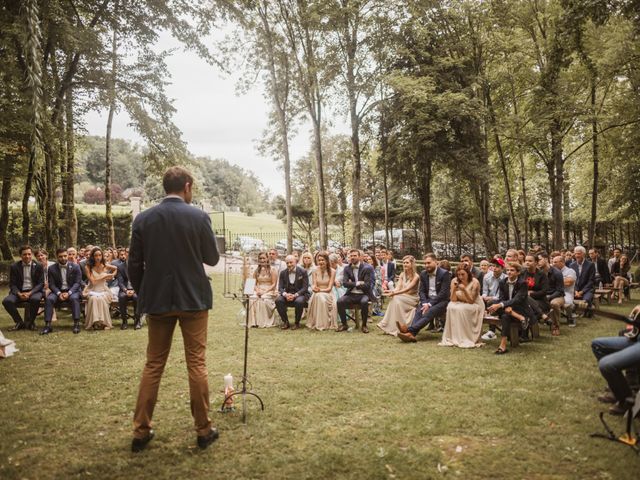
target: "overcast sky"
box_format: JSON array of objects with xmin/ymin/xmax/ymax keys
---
[{"xmin": 83, "ymin": 29, "xmax": 347, "ymax": 198}]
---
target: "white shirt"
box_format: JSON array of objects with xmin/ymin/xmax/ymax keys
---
[
  {"xmin": 60, "ymin": 264, "xmax": 68, "ymax": 290},
  {"xmin": 22, "ymin": 263, "xmax": 32, "ymax": 291},
  {"xmin": 351, "ymin": 263, "xmax": 363, "ymax": 294},
  {"xmin": 483, "ymin": 272, "xmax": 505, "ymax": 298},
  {"xmin": 288, "ymin": 271, "xmax": 296, "ymax": 284},
  {"xmin": 427, "ymin": 272, "xmax": 437, "ymax": 299},
  {"xmin": 561, "ymin": 266, "xmax": 577, "ymax": 305}
]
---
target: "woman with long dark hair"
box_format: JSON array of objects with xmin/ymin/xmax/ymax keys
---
[
  {"xmin": 83, "ymin": 247, "xmax": 118, "ymax": 330},
  {"xmin": 612, "ymin": 254, "xmax": 631, "ymax": 304}
]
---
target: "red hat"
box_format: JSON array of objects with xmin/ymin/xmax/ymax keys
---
[{"xmin": 490, "ymin": 257, "xmax": 505, "ymax": 268}]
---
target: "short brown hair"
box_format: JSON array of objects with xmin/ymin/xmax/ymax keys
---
[
  {"xmin": 424, "ymin": 252, "xmax": 437, "ymax": 261},
  {"xmin": 507, "ymin": 261, "xmax": 522, "ymax": 272},
  {"xmin": 163, "ymin": 166, "xmax": 194, "ymax": 194},
  {"xmin": 19, "ymin": 245, "xmax": 32, "ymax": 255}
]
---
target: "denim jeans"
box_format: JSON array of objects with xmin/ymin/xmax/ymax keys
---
[{"xmin": 591, "ymin": 336, "xmax": 640, "ymax": 403}]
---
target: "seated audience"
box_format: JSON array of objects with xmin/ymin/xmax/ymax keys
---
[
  {"xmin": 591, "ymin": 305, "xmax": 640, "ymax": 415},
  {"xmin": 478, "ymin": 259, "xmax": 490, "ymax": 286},
  {"xmin": 377, "ymin": 255, "xmax": 419, "ymax": 336},
  {"xmin": 538, "ymin": 253, "xmax": 565, "ymax": 336},
  {"xmin": 2, "ymin": 245, "xmax": 44, "ymax": 331},
  {"xmin": 487, "ymin": 262, "xmax": 528, "ymax": 354},
  {"xmin": 364, "ymin": 253, "xmax": 383, "ymax": 316},
  {"xmin": 523, "ymin": 254, "xmax": 549, "ymax": 324},
  {"xmin": 397, "ymin": 253, "xmax": 451, "ymax": 343},
  {"xmin": 337, "ymin": 249, "xmax": 375, "ymax": 334},
  {"xmin": 611, "ymin": 254, "xmax": 631, "ymax": 304},
  {"xmin": 569, "ymin": 246, "xmax": 595, "ymax": 317},
  {"xmin": 460, "ymin": 254, "xmax": 481, "ymax": 279},
  {"xmin": 83, "ymin": 247, "xmax": 117, "ymax": 330},
  {"xmin": 42, "ymin": 248, "xmax": 83, "ymax": 334},
  {"xmin": 275, "ymin": 255, "xmax": 310, "ymax": 330},
  {"xmin": 589, "ymin": 248, "xmax": 611, "ymax": 288},
  {"xmin": 306, "ymin": 251, "xmax": 337, "ymax": 331},
  {"xmin": 269, "ymin": 248, "xmax": 286, "ymax": 273},
  {"xmin": 607, "ymin": 247, "xmax": 621, "ymax": 273},
  {"xmin": 248, "ymin": 252, "xmax": 278, "ymax": 328},
  {"xmin": 439, "ymin": 263, "xmax": 484, "ymax": 348},
  {"xmin": 116, "ymin": 248, "xmax": 141, "ymax": 330},
  {"xmin": 67, "ymin": 247, "xmax": 78, "ymax": 264},
  {"xmin": 552, "ymin": 255, "xmax": 577, "ymax": 327}
]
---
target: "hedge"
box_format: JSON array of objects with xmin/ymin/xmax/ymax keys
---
[{"xmin": 5, "ymin": 208, "xmax": 132, "ymax": 250}]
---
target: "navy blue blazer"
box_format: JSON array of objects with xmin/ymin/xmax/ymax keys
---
[
  {"xmin": 569, "ymin": 259, "xmax": 595, "ymax": 293},
  {"xmin": 128, "ymin": 197, "xmax": 220, "ymax": 315},
  {"xmin": 117, "ymin": 261, "xmax": 134, "ymax": 293},
  {"xmin": 385, "ymin": 261, "xmax": 396, "ymax": 282},
  {"xmin": 417, "ymin": 267, "xmax": 451, "ymax": 307},
  {"xmin": 9, "ymin": 261, "xmax": 44, "ymax": 295},
  {"xmin": 545, "ymin": 266, "xmax": 565, "ymax": 301},
  {"xmin": 47, "ymin": 262, "xmax": 82, "ymax": 296},
  {"xmin": 278, "ymin": 266, "xmax": 310, "ymax": 299},
  {"xmin": 342, "ymin": 262, "xmax": 375, "ymax": 298},
  {"xmin": 497, "ymin": 278, "xmax": 528, "ymax": 316}
]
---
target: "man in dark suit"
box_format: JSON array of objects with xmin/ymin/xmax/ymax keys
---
[
  {"xmin": 42, "ymin": 248, "xmax": 83, "ymax": 335},
  {"xmin": 337, "ymin": 249, "xmax": 375, "ymax": 333},
  {"xmin": 385, "ymin": 250, "xmax": 396, "ymax": 286},
  {"xmin": 487, "ymin": 261, "xmax": 529, "ymax": 354},
  {"xmin": 129, "ymin": 166, "xmax": 220, "ymax": 453},
  {"xmin": 275, "ymin": 255, "xmax": 310, "ymax": 330},
  {"xmin": 2, "ymin": 245, "xmax": 44, "ymax": 331},
  {"xmin": 589, "ymin": 248, "xmax": 611, "ymax": 287},
  {"xmin": 397, "ymin": 253, "xmax": 451, "ymax": 343},
  {"xmin": 570, "ymin": 245, "xmax": 595, "ymax": 317},
  {"xmin": 116, "ymin": 249, "xmax": 140, "ymax": 330}
]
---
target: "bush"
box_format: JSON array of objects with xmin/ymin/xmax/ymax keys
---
[
  {"xmin": 82, "ymin": 185, "xmax": 123, "ymax": 204},
  {"xmin": 5, "ymin": 207, "xmax": 132, "ymax": 251}
]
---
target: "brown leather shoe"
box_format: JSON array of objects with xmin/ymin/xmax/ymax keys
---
[
  {"xmin": 398, "ymin": 331, "xmax": 416, "ymax": 343},
  {"xmin": 396, "ymin": 321, "xmax": 409, "ymax": 334},
  {"xmin": 597, "ymin": 393, "xmax": 617, "ymax": 404},
  {"xmin": 291, "ymin": 324, "xmax": 299, "ymax": 330},
  {"xmin": 608, "ymin": 403, "xmax": 627, "ymax": 416},
  {"xmin": 336, "ymin": 324, "xmax": 349, "ymax": 332},
  {"xmin": 281, "ymin": 323, "xmax": 290, "ymax": 330},
  {"xmin": 361, "ymin": 325, "xmax": 369, "ymax": 334}
]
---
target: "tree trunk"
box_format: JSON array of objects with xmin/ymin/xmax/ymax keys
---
[
  {"xmin": 345, "ymin": 33, "xmax": 361, "ymax": 249},
  {"xmin": 64, "ymin": 86, "xmax": 77, "ymax": 246},
  {"xmin": 105, "ymin": 15, "xmax": 118, "ymax": 248},
  {"xmin": 550, "ymin": 120, "xmax": 564, "ymax": 250},
  {"xmin": 22, "ymin": 152, "xmax": 35, "ymax": 244},
  {"xmin": 588, "ymin": 79, "xmax": 598, "ymax": 248},
  {"xmin": 312, "ymin": 117, "xmax": 327, "ymax": 249},
  {"xmin": 0, "ymin": 156, "xmax": 14, "ymax": 260},
  {"xmin": 379, "ymin": 112, "xmax": 391, "ymax": 249},
  {"xmin": 416, "ymin": 153, "xmax": 432, "ymax": 253}
]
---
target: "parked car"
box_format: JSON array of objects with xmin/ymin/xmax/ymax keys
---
[
  {"xmin": 232, "ymin": 236, "xmax": 266, "ymax": 253},
  {"xmin": 275, "ymin": 238, "xmax": 305, "ymax": 253}
]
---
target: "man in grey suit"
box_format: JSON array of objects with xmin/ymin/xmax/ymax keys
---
[{"xmin": 129, "ymin": 166, "xmax": 220, "ymax": 453}]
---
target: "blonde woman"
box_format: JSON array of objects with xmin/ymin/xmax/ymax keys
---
[
  {"xmin": 377, "ymin": 255, "xmax": 419, "ymax": 336},
  {"xmin": 248, "ymin": 252, "xmax": 278, "ymax": 327},
  {"xmin": 306, "ymin": 252, "xmax": 337, "ymax": 330}
]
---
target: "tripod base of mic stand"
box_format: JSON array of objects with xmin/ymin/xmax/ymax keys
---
[{"xmin": 220, "ymin": 386, "xmax": 265, "ymax": 424}]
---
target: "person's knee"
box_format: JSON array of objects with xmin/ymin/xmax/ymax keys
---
[
  {"xmin": 2, "ymin": 296, "xmax": 12, "ymax": 307},
  {"xmin": 599, "ymin": 357, "xmax": 618, "ymax": 375}
]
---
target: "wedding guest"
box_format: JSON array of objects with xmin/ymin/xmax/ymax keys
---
[
  {"xmin": 607, "ymin": 248, "xmax": 621, "ymax": 274},
  {"xmin": 337, "ymin": 249, "xmax": 375, "ymax": 333},
  {"xmin": 564, "ymin": 250, "xmax": 574, "ymax": 265},
  {"xmin": 83, "ymin": 247, "xmax": 117, "ymax": 330},
  {"xmin": 36, "ymin": 249, "xmax": 55, "ymax": 324},
  {"xmin": 275, "ymin": 255, "xmax": 310, "ymax": 330},
  {"xmin": 439, "ymin": 265, "xmax": 484, "ymax": 348},
  {"xmin": 67, "ymin": 247, "xmax": 79, "ymax": 264},
  {"xmin": 523, "ymin": 254, "xmax": 549, "ymax": 324},
  {"xmin": 460, "ymin": 254, "xmax": 481, "ymax": 279},
  {"xmin": 517, "ymin": 250, "xmax": 526, "ymax": 264},
  {"xmin": 504, "ymin": 249, "xmax": 519, "ymax": 264},
  {"xmin": 538, "ymin": 253, "xmax": 565, "ymax": 336},
  {"xmin": 2, "ymin": 246, "xmax": 44, "ymax": 331},
  {"xmin": 306, "ymin": 251, "xmax": 337, "ymax": 331},
  {"xmin": 397, "ymin": 253, "xmax": 451, "ymax": 343},
  {"xmin": 248, "ymin": 252, "xmax": 278, "ymax": 328},
  {"xmin": 570, "ymin": 245, "xmax": 595, "ymax": 316},
  {"xmin": 104, "ymin": 248, "xmax": 121, "ymax": 297},
  {"xmin": 117, "ymin": 248, "xmax": 141, "ymax": 330},
  {"xmin": 589, "ymin": 248, "xmax": 611, "ymax": 288},
  {"xmin": 487, "ymin": 262, "xmax": 528, "ymax": 354},
  {"xmin": 269, "ymin": 248, "xmax": 286, "ymax": 273},
  {"xmin": 552, "ymin": 255, "xmax": 577, "ymax": 327},
  {"xmin": 385, "ymin": 250, "xmax": 396, "ymax": 289},
  {"xmin": 478, "ymin": 259, "xmax": 490, "ymax": 287},
  {"xmin": 480, "ymin": 257, "xmax": 506, "ymax": 341},
  {"xmin": 365, "ymin": 253, "xmax": 384, "ymax": 316},
  {"xmin": 439, "ymin": 259, "xmax": 451, "ymax": 271},
  {"xmin": 377, "ymin": 255, "xmax": 419, "ymax": 336},
  {"xmin": 330, "ymin": 253, "xmax": 346, "ymax": 300},
  {"xmin": 611, "ymin": 254, "xmax": 631, "ymax": 304},
  {"xmin": 300, "ymin": 251, "xmax": 314, "ymax": 292},
  {"xmin": 42, "ymin": 248, "xmax": 83, "ymax": 335}
]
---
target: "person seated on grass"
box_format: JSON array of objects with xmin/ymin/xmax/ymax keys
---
[
  {"xmin": 569, "ymin": 245, "xmax": 595, "ymax": 317},
  {"xmin": 377, "ymin": 255, "xmax": 419, "ymax": 337},
  {"xmin": 486, "ymin": 262, "xmax": 528, "ymax": 355},
  {"xmin": 551, "ymin": 255, "xmax": 577, "ymax": 327},
  {"xmin": 589, "ymin": 248, "xmax": 611, "ymax": 288},
  {"xmin": 438, "ymin": 263, "xmax": 485, "ymax": 348},
  {"xmin": 611, "ymin": 254, "xmax": 632, "ymax": 304},
  {"xmin": 42, "ymin": 248, "xmax": 83, "ymax": 335},
  {"xmin": 2, "ymin": 245, "xmax": 44, "ymax": 332},
  {"xmin": 275, "ymin": 255, "xmax": 309, "ymax": 330},
  {"xmin": 481, "ymin": 257, "xmax": 506, "ymax": 341},
  {"xmin": 591, "ymin": 305, "xmax": 640, "ymax": 416},
  {"xmin": 397, "ymin": 253, "xmax": 451, "ymax": 342},
  {"xmin": 538, "ymin": 252, "xmax": 565, "ymax": 336}
]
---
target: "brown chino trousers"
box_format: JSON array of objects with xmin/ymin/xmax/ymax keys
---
[{"xmin": 133, "ymin": 310, "xmax": 211, "ymax": 439}]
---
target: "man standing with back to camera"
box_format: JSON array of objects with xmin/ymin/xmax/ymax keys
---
[{"xmin": 128, "ymin": 166, "xmax": 220, "ymax": 452}]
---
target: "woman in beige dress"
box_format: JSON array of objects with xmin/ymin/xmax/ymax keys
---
[
  {"xmin": 83, "ymin": 247, "xmax": 117, "ymax": 330},
  {"xmin": 439, "ymin": 266, "xmax": 484, "ymax": 348},
  {"xmin": 377, "ymin": 255, "xmax": 420, "ymax": 336},
  {"xmin": 248, "ymin": 252, "xmax": 278, "ymax": 327},
  {"xmin": 306, "ymin": 252, "xmax": 337, "ymax": 331}
]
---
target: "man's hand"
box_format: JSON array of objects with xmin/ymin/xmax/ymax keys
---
[
  {"xmin": 487, "ymin": 303, "xmax": 501, "ymax": 314},
  {"xmin": 60, "ymin": 292, "xmax": 69, "ymax": 301},
  {"xmin": 127, "ymin": 290, "xmax": 135, "ymax": 297},
  {"xmin": 312, "ymin": 286, "xmax": 320, "ymax": 293},
  {"xmin": 575, "ymin": 291, "xmax": 583, "ymax": 299},
  {"xmin": 421, "ymin": 303, "xmax": 430, "ymax": 314}
]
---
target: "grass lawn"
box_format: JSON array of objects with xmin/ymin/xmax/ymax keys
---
[
  {"xmin": 0, "ymin": 278, "xmax": 638, "ymax": 479},
  {"xmin": 210, "ymin": 211, "xmax": 286, "ymax": 234}
]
